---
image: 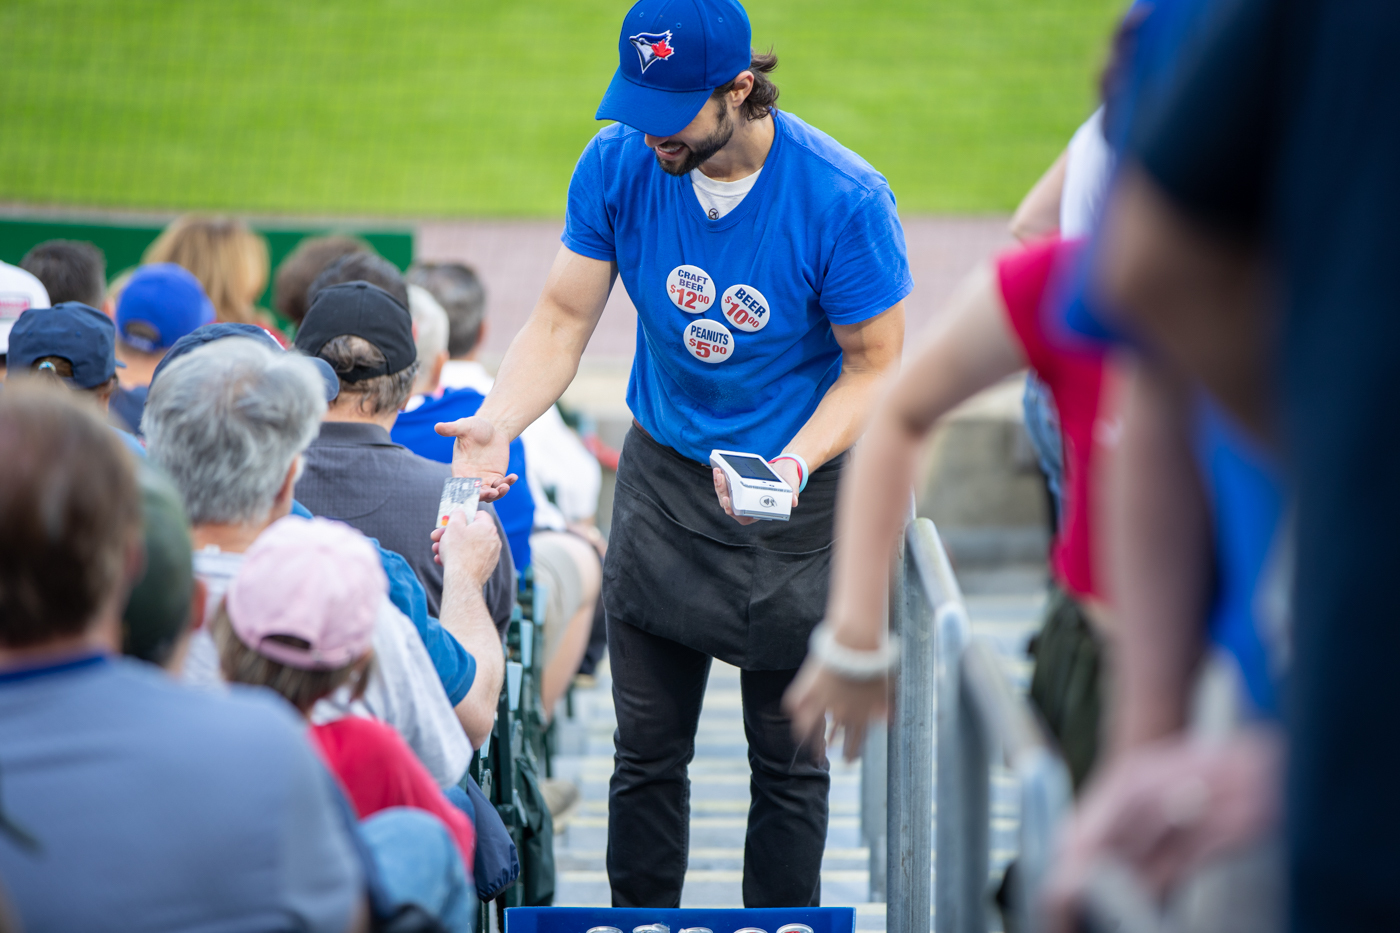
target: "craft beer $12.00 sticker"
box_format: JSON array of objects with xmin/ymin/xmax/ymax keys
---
[
  {"xmin": 666, "ymin": 265, "xmax": 715, "ymax": 314},
  {"xmin": 684, "ymin": 319, "xmax": 733, "ymax": 364},
  {"xmin": 720, "ymin": 283, "xmax": 770, "ymax": 332}
]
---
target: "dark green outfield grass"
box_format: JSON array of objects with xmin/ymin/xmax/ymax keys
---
[{"xmin": 0, "ymin": 0, "xmax": 1123, "ymax": 217}]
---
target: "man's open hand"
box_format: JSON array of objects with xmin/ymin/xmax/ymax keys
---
[{"xmin": 435, "ymin": 415, "xmax": 517, "ymax": 502}]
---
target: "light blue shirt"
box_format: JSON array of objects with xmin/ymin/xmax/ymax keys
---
[{"xmin": 0, "ymin": 654, "xmax": 363, "ymax": 932}]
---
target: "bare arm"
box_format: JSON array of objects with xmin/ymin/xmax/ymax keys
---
[
  {"xmin": 1102, "ymin": 358, "xmax": 1213, "ymax": 750},
  {"xmin": 1010, "ymin": 150, "xmax": 1067, "ymax": 243},
  {"xmin": 437, "ymin": 246, "xmax": 616, "ymax": 499},
  {"xmin": 715, "ymin": 302, "xmax": 907, "ymax": 524},
  {"xmin": 784, "ymin": 264, "xmax": 1027, "ymax": 757},
  {"xmin": 434, "ymin": 511, "xmax": 507, "ymax": 748}
]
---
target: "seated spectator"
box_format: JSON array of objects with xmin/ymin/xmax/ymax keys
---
[
  {"xmin": 110, "ymin": 263, "xmax": 216, "ymax": 433},
  {"xmin": 273, "ymin": 235, "xmax": 371, "ymax": 328},
  {"xmin": 0, "ymin": 260, "xmax": 50, "ymax": 380},
  {"xmin": 0, "ymin": 381, "xmax": 366, "ymax": 932},
  {"xmin": 144, "ymin": 337, "xmax": 502, "ymax": 766},
  {"xmin": 293, "ymin": 279, "xmax": 516, "ymax": 628},
  {"xmin": 144, "ymin": 321, "xmax": 483, "ymax": 710},
  {"xmin": 214, "ymin": 514, "xmax": 479, "ymax": 932},
  {"xmin": 409, "ymin": 261, "xmax": 603, "ymax": 713},
  {"xmin": 310, "ymin": 251, "xmax": 409, "ymax": 308},
  {"xmin": 6, "ymin": 303, "xmax": 144, "ymax": 456},
  {"xmin": 19, "ymin": 239, "xmax": 105, "ymax": 307},
  {"xmin": 144, "ymin": 214, "xmax": 271, "ymax": 328}
]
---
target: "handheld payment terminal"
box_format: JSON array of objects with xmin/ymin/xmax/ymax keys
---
[{"xmin": 709, "ymin": 449, "xmax": 793, "ymax": 521}]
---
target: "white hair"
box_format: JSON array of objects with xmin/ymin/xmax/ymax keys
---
[
  {"xmin": 143, "ymin": 338, "xmax": 327, "ymax": 526},
  {"xmin": 408, "ymin": 283, "xmax": 449, "ymax": 395}
]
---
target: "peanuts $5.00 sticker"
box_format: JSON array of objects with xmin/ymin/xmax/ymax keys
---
[
  {"xmin": 666, "ymin": 265, "xmax": 715, "ymax": 314},
  {"xmin": 720, "ymin": 283, "xmax": 770, "ymax": 332},
  {"xmin": 684, "ymin": 319, "xmax": 734, "ymax": 363}
]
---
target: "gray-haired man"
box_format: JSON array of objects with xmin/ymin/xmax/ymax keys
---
[{"xmin": 144, "ymin": 337, "xmax": 504, "ymax": 773}]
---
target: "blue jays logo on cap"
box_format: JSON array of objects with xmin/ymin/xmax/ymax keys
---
[{"xmin": 630, "ymin": 31, "xmax": 676, "ymax": 72}]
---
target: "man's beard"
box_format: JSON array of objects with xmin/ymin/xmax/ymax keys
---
[{"xmin": 656, "ymin": 106, "xmax": 734, "ymax": 176}]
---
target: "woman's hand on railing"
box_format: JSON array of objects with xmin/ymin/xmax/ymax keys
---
[{"xmin": 783, "ymin": 655, "xmax": 889, "ymax": 762}]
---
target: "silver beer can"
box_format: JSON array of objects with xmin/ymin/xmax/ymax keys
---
[
  {"xmin": 633, "ymin": 925, "xmax": 670, "ymax": 933},
  {"xmin": 733, "ymin": 927, "xmax": 769, "ymax": 933},
  {"xmin": 777, "ymin": 925, "xmax": 814, "ymax": 933},
  {"xmin": 587, "ymin": 927, "xmax": 623, "ymax": 933},
  {"xmin": 679, "ymin": 928, "xmax": 714, "ymax": 933}
]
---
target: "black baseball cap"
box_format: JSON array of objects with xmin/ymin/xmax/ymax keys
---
[
  {"xmin": 293, "ymin": 281, "xmax": 415, "ymax": 382},
  {"xmin": 149, "ymin": 322, "xmax": 340, "ymax": 402},
  {"xmin": 8, "ymin": 302, "xmax": 125, "ymax": 389}
]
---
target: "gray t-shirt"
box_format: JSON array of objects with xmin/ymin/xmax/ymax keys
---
[
  {"xmin": 186, "ymin": 546, "xmax": 472, "ymax": 788},
  {"xmin": 0, "ymin": 655, "xmax": 362, "ymax": 932}
]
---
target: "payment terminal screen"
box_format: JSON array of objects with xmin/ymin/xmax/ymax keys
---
[{"xmin": 724, "ymin": 454, "xmax": 782, "ymax": 482}]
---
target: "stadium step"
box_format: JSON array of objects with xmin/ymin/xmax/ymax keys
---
[{"xmin": 550, "ymin": 585, "xmax": 1046, "ymax": 930}]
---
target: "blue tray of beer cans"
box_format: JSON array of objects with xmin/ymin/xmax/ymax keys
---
[{"xmin": 506, "ymin": 907, "xmax": 855, "ymax": 933}]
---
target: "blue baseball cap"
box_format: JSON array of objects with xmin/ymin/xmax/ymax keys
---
[
  {"xmin": 149, "ymin": 322, "xmax": 340, "ymax": 403},
  {"xmin": 117, "ymin": 263, "xmax": 216, "ymax": 353},
  {"xmin": 596, "ymin": 0, "xmax": 753, "ymax": 138},
  {"xmin": 8, "ymin": 303, "xmax": 123, "ymax": 389}
]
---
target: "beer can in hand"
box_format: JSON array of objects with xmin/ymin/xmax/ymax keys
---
[{"xmin": 438, "ymin": 477, "xmax": 482, "ymax": 528}]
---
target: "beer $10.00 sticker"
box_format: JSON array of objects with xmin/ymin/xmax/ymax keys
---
[
  {"xmin": 684, "ymin": 319, "xmax": 734, "ymax": 364},
  {"xmin": 666, "ymin": 265, "xmax": 715, "ymax": 314},
  {"xmin": 720, "ymin": 283, "xmax": 770, "ymax": 332}
]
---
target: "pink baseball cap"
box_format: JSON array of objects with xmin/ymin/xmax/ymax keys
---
[{"xmin": 226, "ymin": 516, "xmax": 386, "ymax": 670}]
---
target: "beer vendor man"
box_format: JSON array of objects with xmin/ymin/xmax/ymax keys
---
[{"xmin": 437, "ymin": 0, "xmax": 910, "ymax": 908}]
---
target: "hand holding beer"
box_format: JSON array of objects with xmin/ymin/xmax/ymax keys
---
[{"xmin": 434, "ymin": 414, "xmax": 517, "ymax": 502}]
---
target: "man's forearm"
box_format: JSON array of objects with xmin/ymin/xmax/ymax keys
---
[
  {"xmin": 478, "ymin": 248, "xmax": 616, "ymax": 441},
  {"xmin": 439, "ymin": 581, "xmax": 506, "ymax": 749}
]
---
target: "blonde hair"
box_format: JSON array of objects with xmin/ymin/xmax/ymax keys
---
[{"xmin": 144, "ymin": 216, "xmax": 269, "ymax": 325}]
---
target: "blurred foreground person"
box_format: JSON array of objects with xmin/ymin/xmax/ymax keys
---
[
  {"xmin": 19, "ymin": 239, "xmax": 105, "ymax": 308},
  {"xmin": 110, "ymin": 263, "xmax": 216, "ymax": 433},
  {"xmin": 1066, "ymin": 0, "xmax": 1400, "ymax": 926},
  {"xmin": 784, "ymin": 236, "xmax": 1108, "ymax": 765},
  {"xmin": 217, "ymin": 515, "xmax": 480, "ymax": 932},
  {"xmin": 0, "ymin": 382, "xmax": 367, "ymax": 932},
  {"xmin": 145, "ymin": 214, "xmax": 271, "ymax": 327},
  {"xmin": 143, "ymin": 337, "xmax": 500, "ymax": 772}
]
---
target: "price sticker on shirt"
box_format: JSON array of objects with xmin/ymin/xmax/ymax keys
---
[
  {"xmin": 720, "ymin": 284, "xmax": 770, "ymax": 333},
  {"xmin": 666, "ymin": 265, "xmax": 715, "ymax": 314},
  {"xmin": 683, "ymin": 319, "xmax": 734, "ymax": 364}
]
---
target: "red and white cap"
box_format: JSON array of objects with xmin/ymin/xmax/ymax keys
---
[{"xmin": 227, "ymin": 516, "xmax": 386, "ymax": 670}]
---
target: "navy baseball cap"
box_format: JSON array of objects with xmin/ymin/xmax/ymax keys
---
[
  {"xmin": 596, "ymin": 0, "xmax": 753, "ymax": 138},
  {"xmin": 117, "ymin": 263, "xmax": 216, "ymax": 352},
  {"xmin": 9, "ymin": 303, "xmax": 123, "ymax": 389},
  {"xmin": 149, "ymin": 322, "xmax": 341, "ymax": 402}
]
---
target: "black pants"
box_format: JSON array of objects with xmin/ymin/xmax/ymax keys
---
[{"xmin": 606, "ymin": 615, "xmax": 829, "ymax": 908}]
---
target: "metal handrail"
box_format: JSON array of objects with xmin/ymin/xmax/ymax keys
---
[{"xmin": 882, "ymin": 517, "xmax": 1073, "ymax": 933}]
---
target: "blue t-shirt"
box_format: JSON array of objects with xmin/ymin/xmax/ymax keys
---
[
  {"xmin": 392, "ymin": 388, "xmax": 535, "ymax": 569},
  {"xmin": 563, "ymin": 110, "xmax": 913, "ymax": 464},
  {"xmin": 0, "ymin": 654, "xmax": 362, "ymax": 932}
]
